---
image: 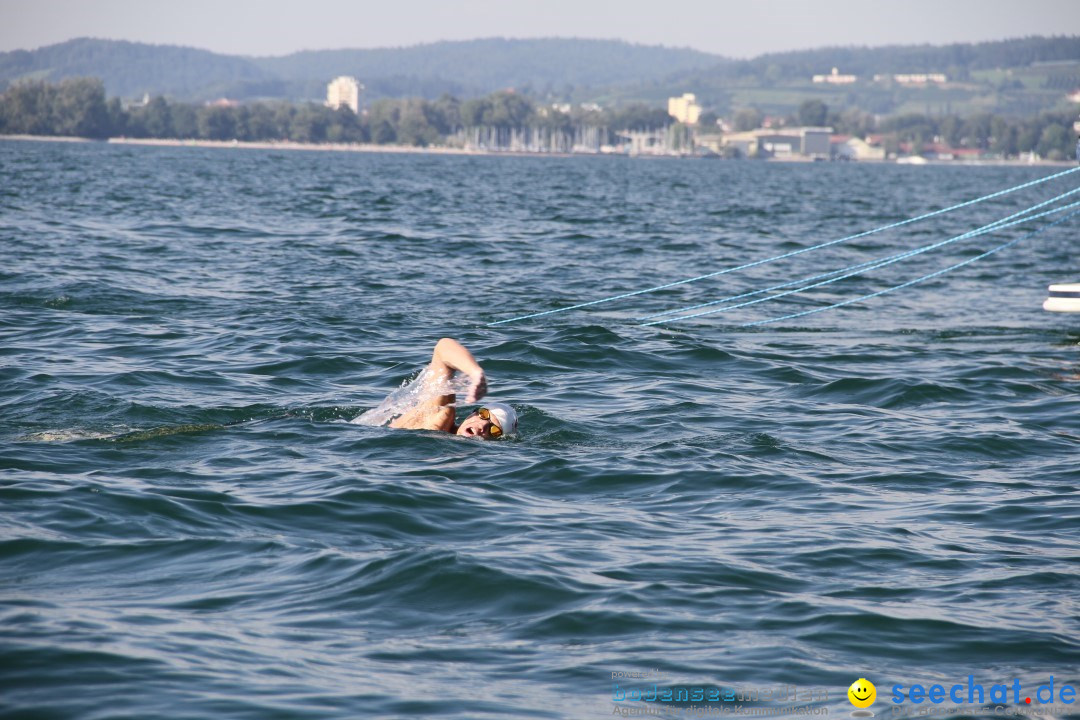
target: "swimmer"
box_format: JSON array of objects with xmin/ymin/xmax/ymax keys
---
[{"xmin": 387, "ymin": 338, "xmax": 517, "ymax": 439}]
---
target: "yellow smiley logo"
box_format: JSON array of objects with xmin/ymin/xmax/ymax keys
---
[{"xmin": 848, "ymin": 678, "xmax": 876, "ymax": 708}]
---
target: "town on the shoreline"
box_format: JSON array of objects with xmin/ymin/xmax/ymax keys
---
[{"xmin": 2, "ymin": 70, "xmax": 1077, "ymax": 163}]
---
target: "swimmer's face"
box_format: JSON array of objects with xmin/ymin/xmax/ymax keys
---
[{"xmin": 456, "ymin": 411, "xmax": 496, "ymax": 439}]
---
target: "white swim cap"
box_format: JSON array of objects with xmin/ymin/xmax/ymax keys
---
[{"xmin": 484, "ymin": 402, "xmax": 518, "ymax": 436}]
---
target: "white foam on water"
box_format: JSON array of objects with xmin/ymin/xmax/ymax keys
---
[
  {"xmin": 352, "ymin": 366, "xmax": 472, "ymax": 427},
  {"xmin": 19, "ymin": 428, "xmax": 125, "ymax": 442}
]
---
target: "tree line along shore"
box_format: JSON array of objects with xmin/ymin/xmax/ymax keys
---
[{"xmin": 1, "ymin": 77, "xmax": 1076, "ymax": 160}]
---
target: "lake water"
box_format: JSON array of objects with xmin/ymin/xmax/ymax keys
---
[{"xmin": 2, "ymin": 140, "xmax": 1078, "ymax": 719}]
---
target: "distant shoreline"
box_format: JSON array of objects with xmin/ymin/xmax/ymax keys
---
[
  {"xmin": 1, "ymin": 134, "xmax": 1074, "ymax": 167},
  {"xmin": 0, "ymin": 134, "xmax": 567, "ymax": 158},
  {"xmin": 110, "ymin": 136, "xmax": 488, "ymax": 156}
]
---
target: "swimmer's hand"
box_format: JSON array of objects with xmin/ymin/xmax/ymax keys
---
[
  {"xmin": 430, "ymin": 338, "xmax": 488, "ymax": 403},
  {"xmin": 466, "ymin": 371, "xmax": 487, "ymax": 404}
]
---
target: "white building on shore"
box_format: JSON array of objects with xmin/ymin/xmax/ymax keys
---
[
  {"xmin": 668, "ymin": 93, "xmax": 702, "ymax": 125},
  {"xmin": 813, "ymin": 67, "xmax": 857, "ymax": 84},
  {"xmin": 873, "ymin": 73, "xmax": 947, "ymax": 84},
  {"xmin": 720, "ymin": 127, "xmax": 834, "ymax": 159},
  {"xmin": 326, "ymin": 76, "xmax": 362, "ymax": 114}
]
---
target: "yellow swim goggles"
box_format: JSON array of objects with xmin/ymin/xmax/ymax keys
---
[{"xmin": 475, "ymin": 407, "xmax": 503, "ymax": 438}]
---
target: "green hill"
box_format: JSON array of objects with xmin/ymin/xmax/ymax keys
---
[
  {"xmin": 0, "ymin": 37, "xmax": 721, "ymax": 102},
  {"xmin": 254, "ymin": 37, "xmax": 722, "ymax": 99},
  {"xmin": 0, "ymin": 35, "xmax": 1077, "ymax": 118},
  {"xmin": 605, "ymin": 36, "xmax": 1080, "ymax": 117},
  {"xmin": 726, "ymin": 35, "xmax": 1080, "ymax": 79},
  {"xmin": 0, "ymin": 38, "xmax": 281, "ymax": 100}
]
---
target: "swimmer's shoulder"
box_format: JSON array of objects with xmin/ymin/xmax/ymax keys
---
[{"xmin": 389, "ymin": 393, "xmax": 456, "ymax": 432}]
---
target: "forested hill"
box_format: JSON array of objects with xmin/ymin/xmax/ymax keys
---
[
  {"xmin": 253, "ymin": 38, "xmax": 722, "ymax": 100},
  {"xmin": 721, "ymin": 35, "xmax": 1080, "ymax": 81},
  {"xmin": 0, "ymin": 39, "xmax": 281, "ymax": 100},
  {"xmin": 1, "ymin": 35, "xmax": 1078, "ymax": 108},
  {"xmin": 0, "ymin": 37, "xmax": 721, "ymax": 102}
]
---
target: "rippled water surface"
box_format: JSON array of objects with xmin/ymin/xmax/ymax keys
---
[{"xmin": 2, "ymin": 140, "xmax": 1078, "ymax": 719}]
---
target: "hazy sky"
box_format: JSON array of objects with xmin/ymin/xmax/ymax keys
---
[{"xmin": 2, "ymin": 0, "xmax": 1078, "ymax": 57}]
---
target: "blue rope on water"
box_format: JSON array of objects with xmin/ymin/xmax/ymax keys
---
[
  {"xmin": 741, "ymin": 209, "xmax": 1080, "ymax": 327},
  {"xmin": 644, "ymin": 198, "xmax": 1080, "ymax": 326},
  {"xmin": 487, "ymin": 165, "xmax": 1080, "ymax": 326},
  {"xmin": 640, "ymin": 186, "xmax": 1080, "ymax": 325}
]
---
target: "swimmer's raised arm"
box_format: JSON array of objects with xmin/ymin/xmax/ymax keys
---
[
  {"xmin": 389, "ymin": 338, "xmax": 487, "ymax": 432},
  {"xmin": 383, "ymin": 338, "xmax": 516, "ymax": 438},
  {"xmin": 430, "ymin": 337, "xmax": 487, "ymax": 403}
]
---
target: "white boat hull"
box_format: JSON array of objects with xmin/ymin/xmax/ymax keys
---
[{"xmin": 1043, "ymin": 283, "xmax": 1080, "ymax": 312}]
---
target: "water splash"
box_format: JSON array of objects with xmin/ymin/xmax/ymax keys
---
[
  {"xmin": 352, "ymin": 366, "xmax": 472, "ymax": 427},
  {"xmin": 19, "ymin": 428, "xmax": 123, "ymax": 442}
]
